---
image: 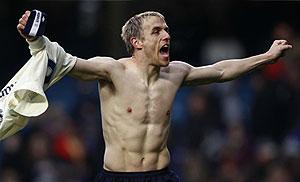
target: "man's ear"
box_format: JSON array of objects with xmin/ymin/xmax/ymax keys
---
[{"xmin": 130, "ymin": 37, "xmax": 143, "ymax": 50}]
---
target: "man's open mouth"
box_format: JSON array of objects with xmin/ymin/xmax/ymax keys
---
[{"xmin": 159, "ymin": 44, "xmax": 169, "ymax": 55}]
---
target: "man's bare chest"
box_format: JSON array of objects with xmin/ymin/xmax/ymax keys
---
[{"xmin": 99, "ymin": 74, "xmax": 180, "ymax": 123}]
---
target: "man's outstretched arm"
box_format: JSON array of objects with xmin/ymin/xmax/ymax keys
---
[
  {"xmin": 17, "ymin": 10, "xmax": 122, "ymax": 82},
  {"xmin": 69, "ymin": 57, "xmax": 123, "ymax": 81},
  {"xmin": 179, "ymin": 40, "xmax": 292, "ymax": 86}
]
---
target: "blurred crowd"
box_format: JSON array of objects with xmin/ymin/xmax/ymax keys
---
[
  {"xmin": 171, "ymin": 21, "xmax": 300, "ymax": 181},
  {"xmin": 1, "ymin": 1, "xmax": 300, "ymax": 182}
]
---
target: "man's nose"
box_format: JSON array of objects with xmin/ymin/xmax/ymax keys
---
[{"xmin": 162, "ymin": 31, "xmax": 170, "ymax": 41}]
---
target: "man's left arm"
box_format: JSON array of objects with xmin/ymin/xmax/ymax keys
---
[{"xmin": 182, "ymin": 40, "xmax": 292, "ymax": 86}]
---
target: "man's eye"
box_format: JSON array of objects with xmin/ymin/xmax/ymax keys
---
[{"xmin": 152, "ymin": 28, "xmax": 160, "ymax": 34}]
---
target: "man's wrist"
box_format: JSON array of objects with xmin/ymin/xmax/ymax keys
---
[
  {"xmin": 26, "ymin": 37, "xmax": 38, "ymax": 42},
  {"xmin": 26, "ymin": 36, "xmax": 45, "ymax": 50},
  {"xmin": 262, "ymin": 52, "xmax": 275, "ymax": 63}
]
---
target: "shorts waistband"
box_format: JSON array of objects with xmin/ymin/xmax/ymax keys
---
[{"xmin": 102, "ymin": 167, "xmax": 170, "ymax": 176}]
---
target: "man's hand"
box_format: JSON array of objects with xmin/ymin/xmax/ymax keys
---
[
  {"xmin": 17, "ymin": 10, "xmax": 37, "ymax": 42},
  {"xmin": 265, "ymin": 40, "xmax": 292, "ymax": 63}
]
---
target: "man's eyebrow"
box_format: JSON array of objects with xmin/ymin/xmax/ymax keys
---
[
  {"xmin": 165, "ymin": 26, "xmax": 169, "ymax": 32},
  {"xmin": 152, "ymin": 26, "xmax": 169, "ymax": 31},
  {"xmin": 152, "ymin": 26, "xmax": 161, "ymax": 31}
]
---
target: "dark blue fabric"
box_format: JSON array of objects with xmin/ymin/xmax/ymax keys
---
[
  {"xmin": 23, "ymin": 10, "xmax": 47, "ymax": 37},
  {"xmin": 95, "ymin": 167, "xmax": 180, "ymax": 182},
  {"xmin": 44, "ymin": 57, "xmax": 56, "ymax": 85},
  {"xmin": 23, "ymin": 10, "xmax": 36, "ymax": 35}
]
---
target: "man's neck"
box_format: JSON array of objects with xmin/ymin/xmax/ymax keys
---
[{"xmin": 131, "ymin": 55, "xmax": 160, "ymax": 86}]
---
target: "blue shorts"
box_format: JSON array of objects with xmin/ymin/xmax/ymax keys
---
[{"xmin": 95, "ymin": 167, "xmax": 180, "ymax": 182}]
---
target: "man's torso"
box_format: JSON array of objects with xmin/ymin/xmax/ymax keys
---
[{"xmin": 98, "ymin": 58, "xmax": 187, "ymax": 172}]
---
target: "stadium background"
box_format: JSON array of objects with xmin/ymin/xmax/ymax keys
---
[{"xmin": 0, "ymin": 0, "xmax": 300, "ymax": 181}]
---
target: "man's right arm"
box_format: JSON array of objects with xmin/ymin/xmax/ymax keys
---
[
  {"xmin": 69, "ymin": 57, "xmax": 122, "ymax": 81},
  {"xmin": 17, "ymin": 10, "xmax": 121, "ymax": 82}
]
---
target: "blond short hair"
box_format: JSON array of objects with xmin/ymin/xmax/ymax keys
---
[{"xmin": 121, "ymin": 11, "xmax": 165, "ymax": 55}]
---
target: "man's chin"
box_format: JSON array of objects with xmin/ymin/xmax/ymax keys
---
[
  {"xmin": 158, "ymin": 54, "xmax": 170, "ymax": 66},
  {"xmin": 160, "ymin": 60, "xmax": 170, "ymax": 67}
]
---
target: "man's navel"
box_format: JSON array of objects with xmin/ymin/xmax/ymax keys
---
[
  {"xmin": 127, "ymin": 107, "xmax": 132, "ymax": 113},
  {"xmin": 166, "ymin": 110, "xmax": 170, "ymax": 116}
]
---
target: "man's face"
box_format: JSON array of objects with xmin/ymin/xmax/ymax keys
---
[{"xmin": 140, "ymin": 16, "xmax": 170, "ymax": 66}]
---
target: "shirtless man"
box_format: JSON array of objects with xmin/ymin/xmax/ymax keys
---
[{"xmin": 17, "ymin": 10, "xmax": 292, "ymax": 181}]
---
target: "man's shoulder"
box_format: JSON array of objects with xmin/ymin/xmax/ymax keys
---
[
  {"xmin": 168, "ymin": 60, "xmax": 191, "ymax": 71},
  {"xmin": 93, "ymin": 56, "xmax": 128, "ymax": 70},
  {"xmin": 117, "ymin": 57, "xmax": 132, "ymax": 64},
  {"xmin": 161, "ymin": 60, "xmax": 191, "ymax": 75}
]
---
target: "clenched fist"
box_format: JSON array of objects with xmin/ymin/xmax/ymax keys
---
[
  {"xmin": 17, "ymin": 10, "xmax": 46, "ymax": 41},
  {"xmin": 265, "ymin": 40, "xmax": 292, "ymax": 63},
  {"xmin": 17, "ymin": 10, "xmax": 37, "ymax": 41}
]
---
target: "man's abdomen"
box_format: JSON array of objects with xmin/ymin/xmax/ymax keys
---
[
  {"xmin": 103, "ymin": 146, "xmax": 170, "ymax": 172},
  {"xmin": 102, "ymin": 121, "xmax": 171, "ymax": 172}
]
